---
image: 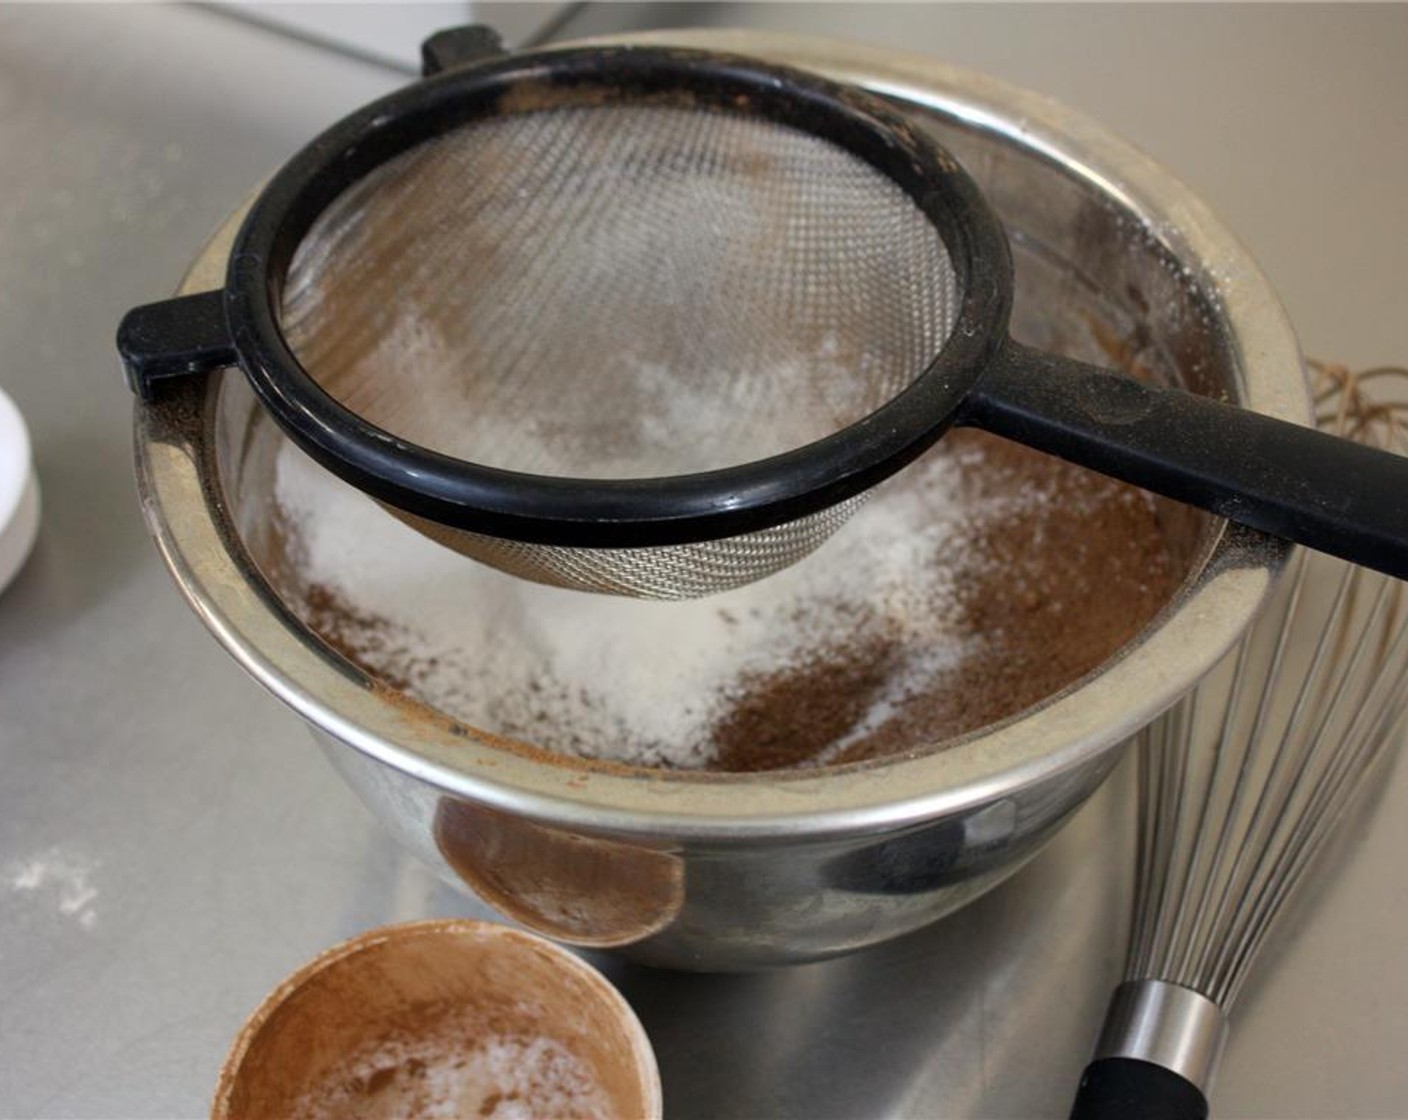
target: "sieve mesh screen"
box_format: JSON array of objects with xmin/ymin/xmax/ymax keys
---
[
  {"xmin": 281, "ymin": 103, "xmax": 957, "ymax": 479},
  {"xmin": 393, "ymin": 494, "xmax": 871, "ymax": 600}
]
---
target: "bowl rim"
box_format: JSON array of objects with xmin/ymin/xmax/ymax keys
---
[{"xmin": 133, "ymin": 28, "xmax": 1304, "ymax": 842}]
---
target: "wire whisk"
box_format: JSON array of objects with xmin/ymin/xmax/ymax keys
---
[{"xmin": 1070, "ymin": 363, "xmax": 1408, "ymax": 1119}]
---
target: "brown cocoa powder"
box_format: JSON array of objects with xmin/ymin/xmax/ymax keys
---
[
  {"xmin": 711, "ymin": 628, "xmax": 905, "ymax": 771},
  {"xmin": 707, "ymin": 429, "xmax": 1178, "ymax": 770}
]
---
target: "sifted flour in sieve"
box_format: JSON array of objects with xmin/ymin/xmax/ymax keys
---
[{"xmin": 270, "ymin": 425, "xmax": 1180, "ymax": 771}]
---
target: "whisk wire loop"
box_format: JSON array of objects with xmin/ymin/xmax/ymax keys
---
[
  {"xmin": 1164, "ymin": 626, "xmax": 1259, "ymax": 986},
  {"xmin": 1177, "ymin": 555, "xmax": 1308, "ymax": 990},
  {"xmin": 1222, "ymin": 593, "xmax": 1408, "ymax": 1006},
  {"xmin": 1193, "ymin": 552, "xmax": 1351, "ymax": 1000},
  {"xmin": 1131, "ymin": 695, "xmax": 1194, "ymax": 982}
]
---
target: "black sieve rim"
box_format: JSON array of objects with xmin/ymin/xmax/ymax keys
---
[{"xmin": 189, "ymin": 46, "xmax": 1016, "ymax": 548}]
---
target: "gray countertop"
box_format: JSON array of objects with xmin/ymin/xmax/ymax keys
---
[{"xmin": 2, "ymin": 5, "xmax": 1407, "ymax": 1118}]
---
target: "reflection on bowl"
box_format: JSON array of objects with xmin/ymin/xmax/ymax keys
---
[{"xmin": 435, "ymin": 801, "xmax": 685, "ymax": 948}]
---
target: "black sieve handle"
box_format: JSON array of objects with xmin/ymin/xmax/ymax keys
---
[
  {"xmin": 1069, "ymin": 1057, "xmax": 1209, "ymax": 1120},
  {"xmin": 962, "ymin": 341, "xmax": 1408, "ymax": 579}
]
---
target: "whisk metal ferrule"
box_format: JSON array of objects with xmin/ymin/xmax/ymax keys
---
[{"xmin": 1094, "ymin": 979, "xmax": 1227, "ymax": 1094}]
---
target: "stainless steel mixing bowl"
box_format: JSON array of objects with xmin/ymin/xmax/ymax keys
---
[{"xmin": 133, "ymin": 30, "xmax": 1306, "ymax": 970}]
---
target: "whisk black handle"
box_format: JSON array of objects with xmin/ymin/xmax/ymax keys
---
[
  {"xmin": 964, "ymin": 341, "xmax": 1408, "ymax": 580},
  {"xmin": 1070, "ymin": 1057, "xmax": 1208, "ymax": 1120}
]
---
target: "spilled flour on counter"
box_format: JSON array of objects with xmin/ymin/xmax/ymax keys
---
[
  {"xmin": 4, "ymin": 846, "xmax": 100, "ymax": 930},
  {"xmin": 271, "ymin": 427, "xmax": 1179, "ymax": 771}
]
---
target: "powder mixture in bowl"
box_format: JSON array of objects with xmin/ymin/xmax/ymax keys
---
[{"xmin": 269, "ymin": 417, "xmax": 1180, "ymax": 771}]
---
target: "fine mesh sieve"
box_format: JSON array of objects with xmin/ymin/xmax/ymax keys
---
[
  {"xmin": 278, "ymin": 105, "xmax": 955, "ymax": 596},
  {"xmin": 118, "ymin": 33, "xmax": 1408, "ymax": 597}
]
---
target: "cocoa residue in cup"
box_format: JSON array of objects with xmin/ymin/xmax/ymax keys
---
[{"xmin": 213, "ymin": 922, "xmax": 652, "ymax": 1120}]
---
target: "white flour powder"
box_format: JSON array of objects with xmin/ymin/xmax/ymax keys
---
[
  {"xmin": 288, "ymin": 1022, "xmax": 610, "ymax": 1120},
  {"xmin": 272, "ymin": 434, "xmax": 1021, "ymax": 768}
]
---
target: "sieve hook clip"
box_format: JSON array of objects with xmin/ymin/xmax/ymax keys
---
[
  {"xmin": 117, "ymin": 290, "xmax": 235, "ymax": 402},
  {"xmin": 420, "ymin": 25, "xmax": 507, "ymax": 78}
]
